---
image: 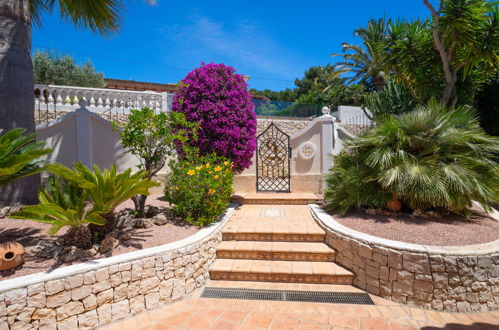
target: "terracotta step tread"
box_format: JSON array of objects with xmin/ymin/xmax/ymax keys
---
[
  {"xmin": 231, "ymin": 193, "xmax": 321, "ymax": 205},
  {"xmin": 217, "ymin": 241, "xmax": 335, "ymax": 254},
  {"xmin": 210, "ymin": 259, "xmax": 353, "ymax": 277},
  {"xmin": 206, "ymin": 280, "xmax": 364, "ymax": 293}
]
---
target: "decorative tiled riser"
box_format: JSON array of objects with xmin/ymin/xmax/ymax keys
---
[
  {"xmin": 324, "ymin": 232, "xmax": 499, "ymax": 313},
  {"xmin": 210, "ymin": 272, "xmax": 353, "ymax": 284},
  {"xmin": 222, "ymin": 233, "xmax": 324, "ymax": 242},
  {"xmin": 237, "ymin": 200, "xmax": 316, "ymax": 205},
  {"xmin": 216, "ymin": 251, "xmax": 334, "ymax": 262},
  {"xmin": 0, "ymin": 233, "xmax": 222, "ymax": 330}
]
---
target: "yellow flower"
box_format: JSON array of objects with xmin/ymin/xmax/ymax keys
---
[
  {"xmin": 223, "ymin": 161, "xmax": 229, "ymax": 166},
  {"xmin": 205, "ymin": 163, "xmax": 211, "ymax": 168},
  {"xmin": 208, "ymin": 171, "xmax": 213, "ymax": 174},
  {"xmin": 214, "ymin": 175, "xmax": 219, "ymax": 179},
  {"xmin": 187, "ymin": 169, "xmax": 195, "ymax": 176},
  {"xmin": 208, "ymin": 189, "xmax": 215, "ymax": 194},
  {"xmin": 215, "ymin": 166, "xmax": 222, "ymax": 172},
  {"xmin": 196, "ymin": 166, "xmax": 202, "ymax": 171},
  {"xmin": 175, "ymin": 186, "xmax": 180, "ymax": 190}
]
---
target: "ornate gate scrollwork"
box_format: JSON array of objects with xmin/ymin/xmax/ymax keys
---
[{"xmin": 256, "ymin": 122, "xmax": 291, "ymax": 192}]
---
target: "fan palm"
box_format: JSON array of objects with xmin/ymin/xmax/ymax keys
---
[
  {"xmin": 0, "ymin": 0, "xmax": 154, "ymax": 204},
  {"xmin": 0, "ymin": 128, "xmax": 51, "ymax": 187},
  {"xmin": 332, "ymin": 18, "xmax": 390, "ymax": 91},
  {"xmin": 325, "ymin": 103, "xmax": 499, "ymax": 215}
]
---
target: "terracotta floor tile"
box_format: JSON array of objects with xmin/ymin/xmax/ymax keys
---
[
  {"xmin": 299, "ymin": 320, "xmax": 330, "ymax": 330},
  {"xmin": 271, "ymin": 261, "xmax": 292, "ymax": 274},
  {"xmin": 182, "ymin": 315, "xmax": 218, "ymax": 329},
  {"xmin": 251, "ymin": 260, "xmax": 272, "ymax": 273},
  {"xmin": 232, "ymin": 259, "xmax": 253, "ymax": 272},
  {"xmin": 220, "ymin": 310, "xmax": 249, "ymax": 323},
  {"xmin": 329, "ymin": 316, "xmax": 360, "ymax": 329},
  {"xmin": 160, "ymin": 311, "xmax": 193, "ymax": 326},
  {"xmin": 270, "ymin": 315, "xmax": 301, "ymax": 329},
  {"xmin": 244, "ymin": 312, "xmax": 275, "ymax": 328},
  {"xmin": 389, "ymin": 323, "xmax": 419, "ymax": 330},
  {"xmin": 210, "ymin": 319, "xmax": 241, "ymax": 330},
  {"xmin": 195, "ymin": 309, "xmax": 224, "ymax": 318},
  {"xmin": 360, "ymin": 318, "xmax": 390, "ymax": 330}
]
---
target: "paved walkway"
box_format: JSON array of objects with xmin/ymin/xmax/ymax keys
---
[
  {"xmin": 102, "ymin": 280, "xmax": 499, "ymax": 329},
  {"xmin": 102, "ymin": 204, "xmax": 499, "ymax": 329}
]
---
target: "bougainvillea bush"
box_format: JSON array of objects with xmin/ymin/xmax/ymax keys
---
[
  {"xmin": 172, "ymin": 63, "xmax": 257, "ymax": 172},
  {"xmin": 164, "ymin": 153, "xmax": 233, "ymax": 226}
]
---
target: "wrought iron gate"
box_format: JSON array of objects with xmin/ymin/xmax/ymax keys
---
[{"xmin": 256, "ymin": 122, "xmax": 291, "ymax": 192}]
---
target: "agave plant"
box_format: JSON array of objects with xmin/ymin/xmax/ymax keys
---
[
  {"xmin": 46, "ymin": 162, "xmax": 160, "ymax": 234},
  {"xmin": 12, "ymin": 176, "xmax": 105, "ymax": 248},
  {"xmin": 0, "ymin": 128, "xmax": 51, "ymax": 186},
  {"xmin": 325, "ymin": 103, "xmax": 499, "ymax": 215}
]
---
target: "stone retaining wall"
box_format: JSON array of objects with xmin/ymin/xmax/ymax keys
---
[
  {"xmin": 310, "ymin": 205, "xmax": 499, "ymax": 313},
  {"xmin": 257, "ymin": 117, "xmax": 312, "ymax": 136},
  {"xmin": 0, "ymin": 205, "xmax": 236, "ymax": 330}
]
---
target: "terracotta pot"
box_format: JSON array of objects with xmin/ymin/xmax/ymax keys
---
[
  {"xmin": 0, "ymin": 242, "xmax": 25, "ymax": 271},
  {"xmin": 386, "ymin": 193, "xmax": 402, "ymax": 212}
]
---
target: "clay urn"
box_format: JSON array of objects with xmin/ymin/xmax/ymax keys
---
[
  {"xmin": 0, "ymin": 242, "xmax": 25, "ymax": 271},
  {"xmin": 386, "ymin": 193, "xmax": 402, "ymax": 212}
]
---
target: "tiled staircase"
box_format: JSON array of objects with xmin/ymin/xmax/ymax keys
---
[{"xmin": 209, "ymin": 204, "xmax": 353, "ymax": 284}]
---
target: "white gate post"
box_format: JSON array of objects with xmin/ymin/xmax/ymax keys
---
[{"xmin": 319, "ymin": 107, "xmax": 334, "ymax": 192}]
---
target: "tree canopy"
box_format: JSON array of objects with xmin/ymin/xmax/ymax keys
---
[{"xmin": 33, "ymin": 50, "xmax": 105, "ymax": 87}]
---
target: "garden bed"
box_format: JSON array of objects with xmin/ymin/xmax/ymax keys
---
[
  {"xmin": 0, "ymin": 194, "xmax": 199, "ymax": 281},
  {"xmin": 329, "ymin": 209, "xmax": 499, "ymax": 246}
]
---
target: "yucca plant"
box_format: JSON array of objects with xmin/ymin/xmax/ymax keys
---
[
  {"xmin": 46, "ymin": 162, "xmax": 159, "ymax": 235},
  {"xmin": 0, "ymin": 128, "xmax": 51, "ymax": 186},
  {"xmin": 325, "ymin": 103, "xmax": 499, "ymax": 215},
  {"xmin": 12, "ymin": 176, "xmax": 105, "ymax": 248}
]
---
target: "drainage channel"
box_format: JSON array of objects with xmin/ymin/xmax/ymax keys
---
[{"xmin": 201, "ymin": 287, "xmax": 375, "ymax": 305}]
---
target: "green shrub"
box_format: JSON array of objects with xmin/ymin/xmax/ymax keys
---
[
  {"xmin": 325, "ymin": 103, "xmax": 499, "ymax": 215},
  {"xmin": 164, "ymin": 153, "xmax": 233, "ymax": 226},
  {"xmin": 117, "ymin": 108, "xmax": 197, "ymax": 217},
  {"xmin": 12, "ymin": 176, "xmax": 105, "ymax": 248}
]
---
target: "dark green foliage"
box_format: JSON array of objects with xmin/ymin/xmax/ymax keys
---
[
  {"xmin": 475, "ymin": 75, "xmax": 499, "ymax": 136},
  {"xmin": 362, "ymin": 80, "xmax": 418, "ymax": 120},
  {"xmin": 33, "ymin": 50, "xmax": 105, "ymax": 87},
  {"xmin": 0, "ymin": 128, "xmax": 51, "ymax": 186},
  {"xmin": 12, "ymin": 176, "xmax": 105, "ymax": 248},
  {"xmin": 325, "ymin": 103, "xmax": 499, "ymax": 215}
]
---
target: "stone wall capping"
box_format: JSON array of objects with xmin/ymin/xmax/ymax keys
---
[
  {"xmin": 0, "ymin": 203, "xmax": 237, "ymax": 295},
  {"xmin": 308, "ymin": 204, "xmax": 499, "ymax": 256}
]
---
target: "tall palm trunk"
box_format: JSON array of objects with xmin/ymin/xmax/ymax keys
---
[{"xmin": 0, "ymin": 0, "xmax": 40, "ymax": 205}]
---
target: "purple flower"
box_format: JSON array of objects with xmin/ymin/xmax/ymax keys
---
[{"xmin": 172, "ymin": 63, "xmax": 257, "ymax": 172}]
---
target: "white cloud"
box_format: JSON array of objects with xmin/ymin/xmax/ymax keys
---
[{"xmin": 160, "ymin": 15, "xmax": 303, "ymax": 80}]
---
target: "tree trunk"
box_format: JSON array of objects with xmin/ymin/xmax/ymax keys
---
[
  {"xmin": 0, "ymin": 0, "xmax": 40, "ymax": 205},
  {"xmin": 132, "ymin": 194, "xmax": 148, "ymax": 218}
]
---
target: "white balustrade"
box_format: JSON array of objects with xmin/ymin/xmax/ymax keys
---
[{"xmin": 34, "ymin": 84, "xmax": 169, "ymax": 119}]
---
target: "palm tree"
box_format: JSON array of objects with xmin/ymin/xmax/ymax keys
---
[
  {"xmin": 0, "ymin": 0, "xmax": 154, "ymax": 204},
  {"xmin": 332, "ymin": 18, "xmax": 390, "ymax": 91}
]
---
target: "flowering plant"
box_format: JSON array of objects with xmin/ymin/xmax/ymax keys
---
[
  {"xmin": 172, "ymin": 63, "xmax": 257, "ymax": 173},
  {"xmin": 164, "ymin": 152, "xmax": 233, "ymax": 226}
]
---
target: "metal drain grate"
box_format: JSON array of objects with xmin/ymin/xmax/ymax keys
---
[{"xmin": 201, "ymin": 287, "xmax": 375, "ymax": 305}]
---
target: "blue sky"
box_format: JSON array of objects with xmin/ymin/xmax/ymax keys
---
[{"xmin": 32, "ymin": 1, "xmax": 430, "ymax": 91}]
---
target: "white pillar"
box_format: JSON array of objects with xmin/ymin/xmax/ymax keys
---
[
  {"xmin": 319, "ymin": 107, "xmax": 334, "ymax": 193},
  {"xmin": 75, "ymin": 100, "xmax": 93, "ymax": 167},
  {"xmin": 161, "ymin": 92, "xmax": 169, "ymax": 112}
]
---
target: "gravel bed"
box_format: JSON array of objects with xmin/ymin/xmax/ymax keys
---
[
  {"xmin": 330, "ymin": 209, "xmax": 499, "ymax": 246},
  {"xmin": 0, "ymin": 194, "xmax": 199, "ymax": 281}
]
